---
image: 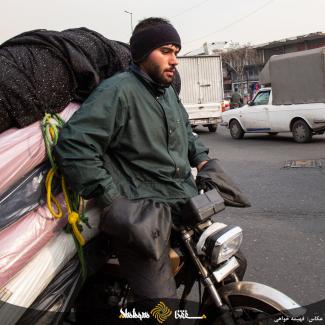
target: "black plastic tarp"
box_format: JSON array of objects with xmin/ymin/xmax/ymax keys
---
[
  {"xmin": 0, "ymin": 27, "xmax": 131, "ymax": 132},
  {"xmin": 17, "ymin": 234, "xmax": 110, "ymax": 325},
  {"xmin": 0, "ymin": 162, "xmax": 60, "ymax": 230}
]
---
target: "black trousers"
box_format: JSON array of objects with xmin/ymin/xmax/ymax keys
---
[{"xmin": 113, "ymin": 239, "xmax": 177, "ymax": 299}]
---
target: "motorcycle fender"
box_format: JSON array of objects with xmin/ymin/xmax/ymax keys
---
[{"xmin": 220, "ymin": 281, "xmax": 306, "ymax": 318}]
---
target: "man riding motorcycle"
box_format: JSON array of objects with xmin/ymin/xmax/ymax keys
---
[
  {"xmin": 54, "ymin": 16, "xmax": 250, "ymax": 313},
  {"xmin": 230, "ymin": 87, "xmax": 243, "ymax": 109}
]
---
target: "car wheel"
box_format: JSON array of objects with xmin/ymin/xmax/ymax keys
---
[
  {"xmin": 268, "ymin": 132, "xmax": 278, "ymax": 136},
  {"xmin": 292, "ymin": 120, "xmax": 312, "ymax": 143},
  {"xmin": 229, "ymin": 120, "xmax": 244, "ymax": 139},
  {"xmin": 208, "ymin": 124, "xmax": 217, "ymax": 133}
]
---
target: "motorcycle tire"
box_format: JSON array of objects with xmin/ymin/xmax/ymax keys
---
[{"xmin": 197, "ymin": 293, "xmax": 297, "ymax": 325}]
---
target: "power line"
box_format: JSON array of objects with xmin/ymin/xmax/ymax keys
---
[
  {"xmin": 171, "ymin": 0, "xmax": 210, "ymax": 18},
  {"xmin": 184, "ymin": 0, "xmax": 276, "ymax": 45}
]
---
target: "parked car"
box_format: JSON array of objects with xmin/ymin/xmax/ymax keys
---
[{"xmin": 220, "ymin": 87, "xmax": 325, "ymax": 143}]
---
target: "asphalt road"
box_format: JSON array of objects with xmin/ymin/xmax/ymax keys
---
[{"xmin": 192, "ymin": 125, "xmax": 325, "ymax": 307}]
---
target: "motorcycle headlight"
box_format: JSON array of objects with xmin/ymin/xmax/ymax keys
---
[{"xmin": 202, "ymin": 225, "xmax": 243, "ymax": 265}]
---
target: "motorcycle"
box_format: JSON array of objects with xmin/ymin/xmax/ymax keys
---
[{"xmin": 69, "ymin": 189, "xmax": 305, "ymax": 324}]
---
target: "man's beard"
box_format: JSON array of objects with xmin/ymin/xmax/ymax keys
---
[{"xmin": 145, "ymin": 61, "xmax": 174, "ymax": 86}]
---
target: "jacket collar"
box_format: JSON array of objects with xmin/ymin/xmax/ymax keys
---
[{"xmin": 130, "ymin": 63, "xmax": 166, "ymax": 96}]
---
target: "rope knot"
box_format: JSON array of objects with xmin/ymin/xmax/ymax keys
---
[
  {"xmin": 68, "ymin": 212, "xmax": 85, "ymax": 246},
  {"xmin": 68, "ymin": 211, "xmax": 79, "ymax": 224}
]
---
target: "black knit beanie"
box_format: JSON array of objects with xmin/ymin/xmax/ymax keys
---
[{"xmin": 130, "ymin": 24, "xmax": 181, "ymax": 62}]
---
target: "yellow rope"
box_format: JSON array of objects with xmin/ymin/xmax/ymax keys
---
[
  {"xmin": 43, "ymin": 113, "xmax": 86, "ymax": 246},
  {"xmin": 45, "ymin": 168, "xmax": 62, "ymax": 219},
  {"xmin": 42, "ymin": 113, "xmax": 87, "ymax": 279},
  {"xmin": 45, "ymin": 167, "xmax": 85, "ymax": 246},
  {"xmin": 61, "ymin": 177, "xmax": 85, "ymax": 246}
]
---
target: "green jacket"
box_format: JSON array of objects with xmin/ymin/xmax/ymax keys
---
[
  {"xmin": 231, "ymin": 91, "xmax": 243, "ymax": 105},
  {"xmin": 54, "ymin": 65, "xmax": 209, "ymax": 207}
]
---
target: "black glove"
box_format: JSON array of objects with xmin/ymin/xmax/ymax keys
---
[
  {"xmin": 196, "ymin": 159, "xmax": 251, "ymax": 207},
  {"xmin": 100, "ymin": 197, "xmax": 172, "ymax": 261}
]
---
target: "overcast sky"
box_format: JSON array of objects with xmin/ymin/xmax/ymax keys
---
[{"xmin": 1, "ymin": 0, "xmax": 325, "ymax": 53}]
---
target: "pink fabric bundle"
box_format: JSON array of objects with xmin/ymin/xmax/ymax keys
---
[
  {"xmin": 0, "ymin": 102, "xmax": 80, "ymax": 195},
  {"xmin": 0, "ymin": 193, "xmax": 68, "ymax": 288}
]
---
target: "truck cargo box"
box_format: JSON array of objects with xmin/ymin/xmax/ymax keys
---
[
  {"xmin": 177, "ymin": 55, "xmax": 223, "ymax": 132},
  {"xmin": 259, "ymin": 47, "xmax": 325, "ymax": 105}
]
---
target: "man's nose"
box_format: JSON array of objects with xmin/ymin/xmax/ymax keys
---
[{"xmin": 170, "ymin": 53, "xmax": 178, "ymax": 65}]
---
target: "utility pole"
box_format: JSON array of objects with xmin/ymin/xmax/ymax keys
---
[{"xmin": 124, "ymin": 10, "xmax": 133, "ymax": 34}]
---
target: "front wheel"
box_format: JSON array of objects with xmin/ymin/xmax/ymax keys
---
[
  {"xmin": 229, "ymin": 120, "xmax": 244, "ymax": 139},
  {"xmin": 198, "ymin": 281, "xmax": 303, "ymax": 325},
  {"xmin": 292, "ymin": 120, "xmax": 312, "ymax": 143},
  {"xmin": 223, "ymin": 296, "xmax": 294, "ymax": 324},
  {"xmin": 199, "ymin": 296, "xmax": 295, "ymax": 325}
]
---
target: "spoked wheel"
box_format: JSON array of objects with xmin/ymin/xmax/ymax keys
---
[
  {"xmin": 229, "ymin": 298, "xmax": 290, "ymax": 325},
  {"xmin": 198, "ymin": 295, "xmax": 297, "ymax": 325},
  {"xmin": 292, "ymin": 119, "xmax": 312, "ymax": 143},
  {"xmin": 229, "ymin": 120, "xmax": 244, "ymax": 139}
]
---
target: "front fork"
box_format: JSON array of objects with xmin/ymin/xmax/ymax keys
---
[{"xmin": 181, "ymin": 229, "xmax": 237, "ymax": 325}]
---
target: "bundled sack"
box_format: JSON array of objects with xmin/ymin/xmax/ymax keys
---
[
  {"xmin": 0, "ymin": 102, "xmax": 79, "ymax": 195},
  {"xmin": 0, "ymin": 162, "xmax": 60, "ymax": 231},
  {"xmin": 0, "ymin": 27, "xmax": 131, "ymax": 132},
  {"xmin": 0, "ymin": 193, "xmax": 67, "ymax": 288},
  {"xmin": 17, "ymin": 256, "xmax": 83, "ymax": 325},
  {"xmin": 17, "ymin": 234, "xmax": 110, "ymax": 325},
  {"xmin": 0, "ymin": 201, "xmax": 100, "ymax": 325}
]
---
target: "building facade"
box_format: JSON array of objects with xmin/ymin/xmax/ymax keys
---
[
  {"xmin": 226, "ymin": 32, "xmax": 325, "ymax": 100},
  {"xmin": 188, "ymin": 32, "xmax": 325, "ymax": 101}
]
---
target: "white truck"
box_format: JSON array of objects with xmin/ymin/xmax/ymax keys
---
[
  {"xmin": 221, "ymin": 47, "xmax": 325, "ymax": 143},
  {"xmin": 177, "ymin": 55, "xmax": 224, "ymax": 132}
]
